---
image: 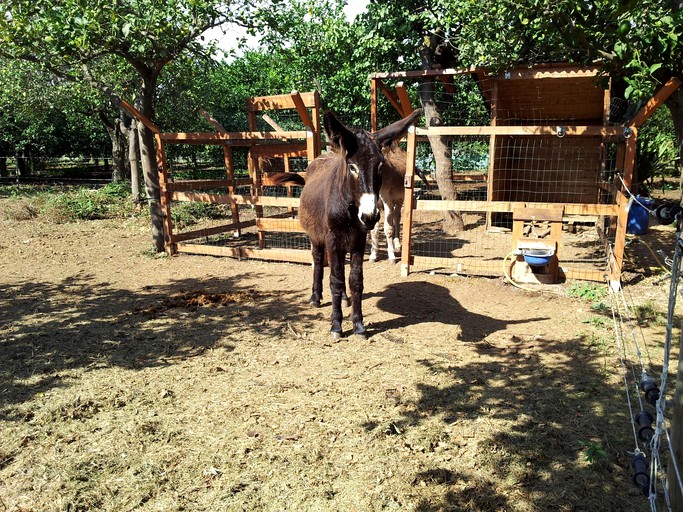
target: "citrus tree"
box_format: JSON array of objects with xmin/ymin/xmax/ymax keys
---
[{"xmin": 0, "ymin": 0, "xmax": 265, "ymax": 250}]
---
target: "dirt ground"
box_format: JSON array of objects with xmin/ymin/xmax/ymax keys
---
[{"xmin": 0, "ymin": 200, "xmax": 679, "ymax": 511}]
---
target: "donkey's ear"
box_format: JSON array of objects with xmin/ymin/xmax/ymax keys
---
[
  {"xmin": 374, "ymin": 108, "xmax": 423, "ymax": 148},
  {"xmin": 324, "ymin": 110, "xmax": 358, "ymax": 157}
]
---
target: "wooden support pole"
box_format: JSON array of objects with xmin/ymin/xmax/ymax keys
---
[
  {"xmin": 198, "ymin": 107, "xmax": 242, "ymax": 236},
  {"xmin": 199, "ymin": 108, "xmax": 227, "ymax": 132},
  {"xmin": 370, "ymin": 78, "xmax": 379, "ymax": 132},
  {"xmin": 486, "ymin": 80, "xmax": 499, "ymax": 229},
  {"xmin": 154, "ymin": 135, "xmax": 175, "ymax": 254},
  {"xmin": 376, "ymin": 78, "xmax": 404, "ymax": 117},
  {"xmin": 401, "ymin": 125, "xmax": 418, "ymax": 277},
  {"xmin": 262, "ymin": 114, "xmax": 284, "ymax": 131},
  {"xmin": 291, "ymin": 90, "xmax": 314, "ymax": 131},
  {"xmin": 395, "ymin": 82, "xmax": 413, "ymax": 115},
  {"xmin": 117, "ymin": 97, "xmax": 161, "ymax": 134},
  {"xmin": 437, "ymin": 75, "xmax": 456, "ymax": 95},
  {"xmin": 223, "ymin": 145, "xmax": 241, "ymax": 236},
  {"xmin": 610, "ymin": 129, "xmax": 638, "ymax": 286},
  {"xmin": 630, "ymin": 77, "xmax": 682, "ymax": 128}
]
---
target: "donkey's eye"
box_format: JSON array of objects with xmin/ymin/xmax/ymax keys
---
[{"xmin": 349, "ymin": 163, "xmax": 360, "ymax": 177}]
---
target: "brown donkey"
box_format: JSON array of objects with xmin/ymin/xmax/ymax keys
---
[{"xmin": 275, "ymin": 110, "xmax": 422, "ymax": 340}]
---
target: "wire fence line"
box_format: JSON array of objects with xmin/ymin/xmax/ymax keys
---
[{"xmin": 608, "ymin": 210, "xmax": 683, "ymax": 510}]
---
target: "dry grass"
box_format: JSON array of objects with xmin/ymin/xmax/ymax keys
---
[{"xmin": 0, "ymin": 214, "xmax": 662, "ymax": 512}]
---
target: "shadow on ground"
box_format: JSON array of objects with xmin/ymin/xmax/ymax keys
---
[{"xmin": 0, "ymin": 273, "xmax": 315, "ymax": 419}]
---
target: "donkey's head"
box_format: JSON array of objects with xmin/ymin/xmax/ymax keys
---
[{"xmin": 324, "ymin": 109, "xmax": 422, "ymax": 230}]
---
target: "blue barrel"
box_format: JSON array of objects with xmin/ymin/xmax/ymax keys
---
[{"xmin": 627, "ymin": 196, "xmax": 655, "ymax": 235}]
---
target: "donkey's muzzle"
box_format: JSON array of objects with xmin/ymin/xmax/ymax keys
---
[
  {"xmin": 358, "ymin": 193, "xmax": 380, "ymax": 230},
  {"xmin": 360, "ymin": 209, "xmax": 380, "ymax": 231}
]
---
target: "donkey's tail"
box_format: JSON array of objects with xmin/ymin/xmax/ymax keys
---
[{"xmin": 268, "ymin": 172, "xmax": 306, "ymax": 185}]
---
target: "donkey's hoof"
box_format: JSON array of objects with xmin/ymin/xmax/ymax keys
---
[
  {"xmin": 369, "ymin": 254, "xmax": 377, "ymax": 262},
  {"xmin": 331, "ymin": 331, "xmax": 342, "ymax": 342},
  {"xmin": 309, "ymin": 299, "xmax": 321, "ymax": 308},
  {"xmin": 388, "ymin": 257, "xmax": 398, "ymax": 265},
  {"xmin": 352, "ymin": 332, "xmax": 367, "ymax": 341}
]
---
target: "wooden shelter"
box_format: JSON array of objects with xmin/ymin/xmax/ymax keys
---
[
  {"xmin": 119, "ymin": 91, "xmax": 321, "ymax": 263},
  {"xmin": 370, "ymin": 64, "xmax": 680, "ymax": 285},
  {"xmin": 116, "ymin": 65, "xmax": 679, "ymax": 286}
]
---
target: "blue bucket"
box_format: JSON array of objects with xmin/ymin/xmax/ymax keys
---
[{"xmin": 627, "ymin": 196, "xmax": 655, "ymax": 235}]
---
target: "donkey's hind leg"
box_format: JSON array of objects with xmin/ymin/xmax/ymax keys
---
[
  {"xmin": 369, "ymin": 221, "xmax": 380, "ymax": 262},
  {"xmin": 391, "ymin": 200, "xmax": 403, "ymax": 254},
  {"xmin": 309, "ymin": 242, "xmax": 325, "ymax": 307},
  {"xmin": 369, "ymin": 198, "xmax": 383, "ymax": 262},
  {"xmin": 384, "ymin": 201, "xmax": 399, "ymax": 263}
]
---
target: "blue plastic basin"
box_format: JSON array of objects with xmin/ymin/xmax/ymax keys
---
[
  {"xmin": 523, "ymin": 249, "xmax": 554, "ymax": 267},
  {"xmin": 627, "ymin": 196, "xmax": 655, "ymax": 235}
]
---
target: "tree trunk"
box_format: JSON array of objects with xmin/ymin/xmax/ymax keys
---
[
  {"xmin": 666, "ymin": 89, "xmax": 683, "ymax": 202},
  {"xmin": 126, "ymin": 117, "xmax": 142, "ymax": 203},
  {"xmin": 16, "ymin": 150, "xmax": 28, "ymax": 176},
  {"xmin": 137, "ymin": 75, "xmax": 165, "ymax": 252},
  {"xmin": 417, "ymin": 44, "xmax": 464, "ymax": 233},
  {"xmin": 99, "ymin": 110, "xmax": 127, "ymax": 182},
  {"xmin": 0, "ymin": 156, "xmax": 7, "ymax": 177}
]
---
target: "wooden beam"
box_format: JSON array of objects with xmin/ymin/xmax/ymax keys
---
[
  {"xmin": 400, "ymin": 125, "xmax": 418, "ymax": 277},
  {"xmin": 492, "ymin": 66, "xmax": 601, "ymax": 81},
  {"xmin": 408, "ymin": 256, "xmax": 607, "ymax": 282},
  {"xmin": 415, "ymin": 199, "xmax": 619, "ymax": 216},
  {"xmin": 167, "ymin": 179, "xmax": 231, "ymax": 192},
  {"xmin": 291, "ymin": 90, "xmax": 315, "ymax": 131},
  {"xmin": 248, "ymin": 143, "xmax": 308, "ymax": 158},
  {"xmin": 376, "ymin": 78, "xmax": 404, "ymax": 117},
  {"xmin": 175, "ymin": 244, "xmax": 313, "ymax": 264},
  {"xmin": 246, "ymin": 91, "xmax": 319, "ymax": 111},
  {"xmin": 416, "ymin": 125, "xmax": 623, "ymax": 137},
  {"xmin": 170, "ymin": 222, "xmax": 250, "ymax": 243},
  {"xmin": 437, "ymin": 75, "xmax": 456, "ymax": 95},
  {"xmin": 371, "ymin": 67, "xmax": 480, "ymax": 80},
  {"xmin": 371, "ymin": 78, "xmax": 379, "ymax": 132},
  {"xmin": 262, "ymin": 114, "xmax": 284, "ymax": 131},
  {"xmin": 370, "ymin": 65, "xmax": 600, "ymax": 81},
  {"xmin": 159, "ymin": 131, "xmax": 308, "ymax": 144},
  {"xmin": 395, "ymin": 82, "xmax": 413, "ymax": 115},
  {"xmin": 199, "ymin": 108, "xmax": 227, "ymax": 133},
  {"xmin": 256, "ymin": 218, "xmax": 305, "ymax": 233},
  {"xmin": 117, "ymin": 97, "xmax": 160, "ymax": 134},
  {"xmin": 630, "ymin": 76, "xmax": 682, "ymax": 128}
]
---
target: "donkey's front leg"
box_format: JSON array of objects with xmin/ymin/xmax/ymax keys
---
[
  {"xmin": 309, "ymin": 242, "xmax": 325, "ymax": 307},
  {"xmin": 327, "ymin": 243, "xmax": 346, "ymax": 341},
  {"xmin": 348, "ymin": 248, "xmax": 367, "ymax": 339}
]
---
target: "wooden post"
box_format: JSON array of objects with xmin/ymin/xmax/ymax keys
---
[
  {"xmin": 370, "ymin": 78, "xmax": 378, "ymax": 132},
  {"xmin": 668, "ymin": 249, "xmax": 683, "ymax": 510},
  {"xmin": 486, "ymin": 79, "xmax": 499, "ymax": 229},
  {"xmin": 223, "ymin": 145, "xmax": 241, "ymax": 236},
  {"xmin": 610, "ymin": 129, "xmax": 637, "ymax": 286},
  {"xmin": 247, "ymin": 105, "xmax": 265, "ymax": 248},
  {"xmin": 630, "ymin": 77, "xmax": 681, "ymax": 128},
  {"xmin": 400, "ymin": 125, "xmax": 418, "ymax": 277},
  {"xmin": 154, "ymin": 135, "xmax": 175, "ymax": 254},
  {"xmin": 199, "ymin": 108, "xmax": 241, "ymax": 236},
  {"xmin": 395, "ymin": 82, "xmax": 412, "ymax": 115}
]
